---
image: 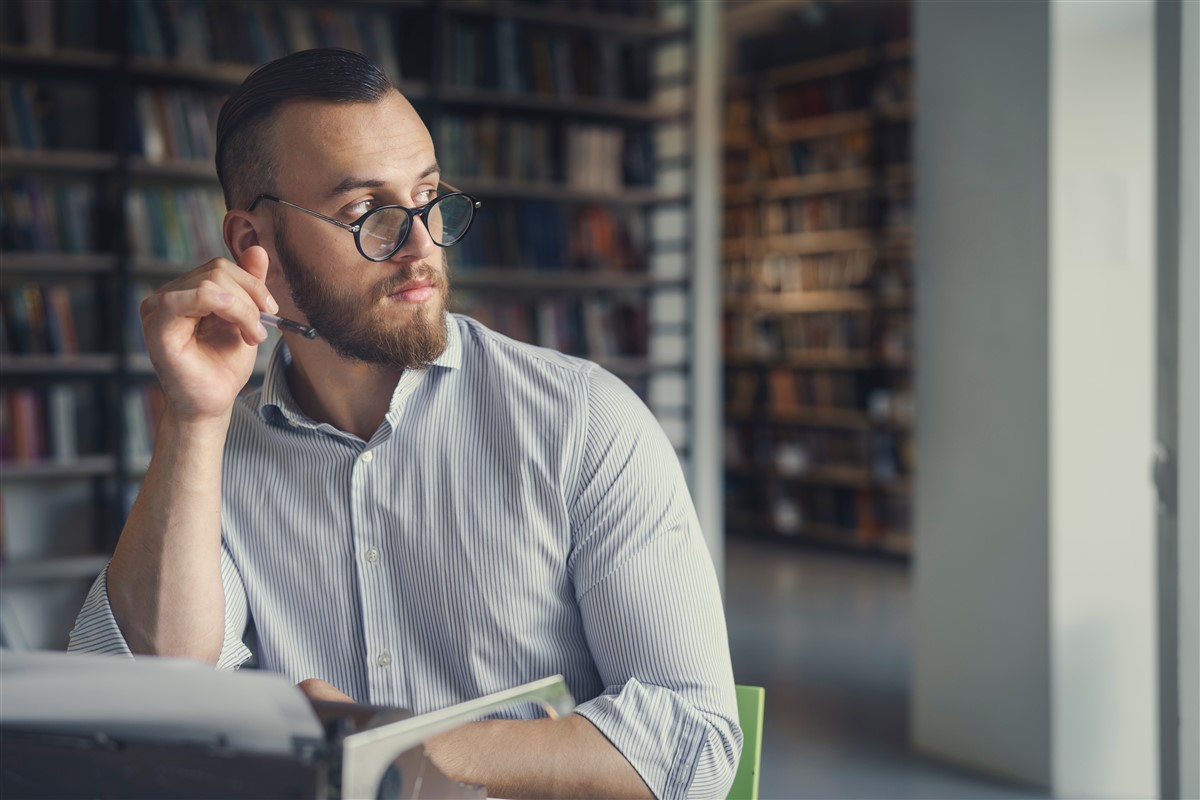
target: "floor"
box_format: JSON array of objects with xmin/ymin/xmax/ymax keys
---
[{"xmin": 724, "ymin": 536, "xmax": 1048, "ymax": 800}]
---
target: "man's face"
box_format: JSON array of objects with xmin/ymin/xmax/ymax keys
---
[{"xmin": 263, "ymin": 93, "xmax": 449, "ymax": 369}]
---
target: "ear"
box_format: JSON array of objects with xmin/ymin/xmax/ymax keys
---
[{"xmin": 223, "ymin": 209, "xmax": 260, "ymax": 263}]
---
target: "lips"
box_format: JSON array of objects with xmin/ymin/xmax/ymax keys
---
[{"xmin": 385, "ymin": 274, "xmax": 439, "ymax": 304}]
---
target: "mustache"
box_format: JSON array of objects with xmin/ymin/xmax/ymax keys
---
[{"xmin": 374, "ymin": 263, "xmax": 448, "ymax": 297}]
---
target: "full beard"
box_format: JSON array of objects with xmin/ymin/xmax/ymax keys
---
[{"xmin": 275, "ymin": 235, "xmax": 450, "ymax": 370}]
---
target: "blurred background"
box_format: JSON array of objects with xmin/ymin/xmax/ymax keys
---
[{"xmin": 0, "ymin": 1, "xmax": 1195, "ymax": 798}]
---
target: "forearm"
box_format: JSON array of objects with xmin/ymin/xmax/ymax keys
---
[
  {"xmin": 424, "ymin": 713, "xmax": 653, "ymax": 800},
  {"xmin": 108, "ymin": 411, "xmax": 230, "ymax": 662}
]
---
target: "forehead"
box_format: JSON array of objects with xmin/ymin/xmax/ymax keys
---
[{"xmin": 270, "ymin": 93, "xmax": 435, "ymax": 198}]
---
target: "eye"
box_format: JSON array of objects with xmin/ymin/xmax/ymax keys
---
[
  {"xmin": 413, "ymin": 187, "xmax": 437, "ymax": 205},
  {"xmin": 344, "ymin": 198, "xmax": 374, "ymax": 217}
]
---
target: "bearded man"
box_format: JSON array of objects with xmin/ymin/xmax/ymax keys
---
[{"xmin": 70, "ymin": 48, "xmax": 740, "ymax": 800}]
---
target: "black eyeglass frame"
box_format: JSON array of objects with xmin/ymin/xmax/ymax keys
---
[{"xmin": 247, "ymin": 183, "xmax": 481, "ymax": 262}]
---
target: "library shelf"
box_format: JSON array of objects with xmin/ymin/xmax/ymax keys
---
[
  {"xmin": 725, "ymin": 169, "xmax": 876, "ymax": 202},
  {"xmin": 0, "ymin": 455, "xmax": 117, "ymax": 481},
  {"xmin": 723, "ymin": 290, "xmax": 874, "ymax": 313},
  {"xmin": 127, "ymin": 158, "xmax": 218, "ymax": 181},
  {"xmin": 453, "ymin": 269, "xmax": 682, "ymax": 292},
  {"xmin": 438, "ymin": 86, "xmax": 684, "ymax": 123},
  {"xmin": 0, "ymin": 355, "xmax": 119, "ymax": 375},
  {"xmin": 724, "ymin": 351, "xmax": 875, "ymax": 369},
  {"xmin": 128, "ymin": 57, "xmax": 252, "ymax": 88},
  {"xmin": 726, "ymin": 406, "xmax": 912, "ymax": 432},
  {"xmin": 449, "ymin": 1, "xmax": 688, "ymax": 38},
  {"xmin": 721, "ymin": 6, "xmax": 916, "ymax": 557},
  {"xmin": 130, "ymin": 256, "xmax": 196, "ymax": 277},
  {"xmin": 725, "ymin": 509, "xmax": 909, "ymax": 556},
  {"xmin": 463, "ymin": 179, "xmax": 687, "ymax": 206},
  {"xmin": 726, "ymin": 39, "xmax": 912, "ymax": 92},
  {"xmin": 0, "ymin": 44, "xmax": 118, "ymax": 70},
  {"xmin": 0, "ymin": 148, "xmax": 119, "ymax": 173},
  {"xmin": 0, "ymin": 253, "xmax": 118, "ymax": 274},
  {"xmin": 723, "ymin": 229, "xmax": 875, "ymax": 256},
  {"xmin": 0, "ymin": 554, "xmax": 110, "ymax": 584}
]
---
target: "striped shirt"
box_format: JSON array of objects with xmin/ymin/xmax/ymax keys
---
[{"xmin": 70, "ymin": 313, "xmax": 741, "ymax": 800}]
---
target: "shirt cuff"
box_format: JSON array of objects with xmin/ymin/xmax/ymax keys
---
[{"xmin": 572, "ymin": 676, "xmax": 742, "ymax": 800}]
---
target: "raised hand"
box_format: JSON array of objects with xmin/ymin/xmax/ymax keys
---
[{"xmin": 139, "ymin": 245, "xmax": 277, "ymax": 423}]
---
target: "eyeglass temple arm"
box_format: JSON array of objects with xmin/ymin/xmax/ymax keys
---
[{"xmin": 247, "ymin": 194, "xmax": 357, "ymax": 231}]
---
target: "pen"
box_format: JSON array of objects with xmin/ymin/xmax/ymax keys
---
[{"xmin": 260, "ymin": 312, "xmax": 318, "ymax": 340}]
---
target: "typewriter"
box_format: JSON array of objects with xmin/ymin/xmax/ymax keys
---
[{"xmin": 0, "ymin": 650, "xmax": 574, "ymax": 799}]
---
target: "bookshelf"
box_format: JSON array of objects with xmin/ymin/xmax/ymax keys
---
[
  {"xmin": 721, "ymin": 1, "xmax": 914, "ymax": 557},
  {"xmin": 0, "ymin": 0, "xmax": 714, "ymax": 647}
]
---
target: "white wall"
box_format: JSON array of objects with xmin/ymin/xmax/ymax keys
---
[
  {"xmin": 1049, "ymin": 2, "xmax": 1158, "ymax": 796},
  {"xmin": 912, "ymin": 1, "xmax": 1052, "ymax": 785},
  {"xmin": 914, "ymin": 1, "xmax": 1161, "ymax": 794}
]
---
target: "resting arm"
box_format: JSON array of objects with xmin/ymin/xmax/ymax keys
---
[{"xmin": 295, "ymin": 680, "xmax": 651, "ymax": 798}]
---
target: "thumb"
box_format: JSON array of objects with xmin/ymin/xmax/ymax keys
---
[{"xmin": 239, "ymin": 244, "xmax": 270, "ymax": 282}]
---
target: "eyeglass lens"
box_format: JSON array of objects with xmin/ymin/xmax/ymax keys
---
[{"xmin": 359, "ymin": 194, "xmax": 475, "ymax": 259}]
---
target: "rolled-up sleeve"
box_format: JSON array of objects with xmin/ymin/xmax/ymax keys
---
[
  {"xmin": 68, "ymin": 543, "xmax": 255, "ymax": 671},
  {"xmin": 569, "ymin": 367, "xmax": 742, "ymax": 800}
]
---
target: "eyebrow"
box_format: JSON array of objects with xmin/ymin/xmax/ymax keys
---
[{"xmin": 325, "ymin": 163, "xmax": 442, "ymax": 199}]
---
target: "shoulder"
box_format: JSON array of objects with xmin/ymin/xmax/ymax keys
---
[{"xmin": 452, "ymin": 313, "xmax": 593, "ymax": 380}]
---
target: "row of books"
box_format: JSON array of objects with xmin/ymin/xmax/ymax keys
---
[
  {"xmin": 0, "ymin": 281, "xmax": 88, "ymax": 357},
  {"xmin": 0, "ymin": 385, "xmax": 92, "ymax": 463},
  {"xmin": 762, "ymin": 192, "xmax": 873, "ymax": 236},
  {"xmin": 445, "ymin": 17, "xmax": 651, "ymax": 101},
  {"xmin": 0, "ymin": 78, "xmax": 99, "ymax": 151},
  {"xmin": 726, "ymin": 425, "xmax": 913, "ymax": 484},
  {"xmin": 128, "ymin": 87, "xmax": 225, "ymax": 164},
  {"xmin": 440, "ymin": 115, "xmax": 655, "ymax": 190},
  {"xmin": 126, "ymin": 0, "xmax": 402, "ymax": 79},
  {"xmin": 771, "ymin": 71, "xmax": 878, "ymax": 124},
  {"xmin": 454, "ymin": 201, "xmax": 645, "ymax": 272},
  {"xmin": 724, "ymin": 311, "xmax": 873, "ymax": 355},
  {"xmin": 727, "ymin": 369, "xmax": 870, "ymax": 412},
  {"xmin": 0, "ymin": 178, "xmax": 96, "ymax": 253},
  {"xmin": 125, "ymin": 186, "xmax": 227, "ymax": 264},
  {"xmin": 723, "ymin": 250, "xmax": 875, "ymax": 295},
  {"xmin": 733, "ymin": 2, "xmax": 909, "ymax": 74},
  {"xmin": 736, "ymin": 486, "xmax": 910, "ymax": 538},
  {"xmin": 0, "ymin": 0, "xmax": 101, "ymax": 50},
  {"xmin": 767, "ymin": 131, "xmax": 874, "ymax": 179},
  {"xmin": 453, "ymin": 0, "xmax": 665, "ymax": 21},
  {"xmin": 735, "ymin": 428, "xmax": 868, "ymax": 474},
  {"xmin": 452, "ymin": 294, "xmax": 648, "ymax": 359}
]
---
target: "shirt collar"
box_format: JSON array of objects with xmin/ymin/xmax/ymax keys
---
[{"xmin": 257, "ymin": 313, "xmax": 462, "ymax": 425}]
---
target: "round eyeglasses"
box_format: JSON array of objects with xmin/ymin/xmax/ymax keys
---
[{"xmin": 248, "ymin": 188, "xmax": 481, "ymax": 262}]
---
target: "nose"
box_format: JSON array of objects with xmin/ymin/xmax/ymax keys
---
[{"xmin": 389, "ymin": 211, "xmax": 439, "ymax": 264}]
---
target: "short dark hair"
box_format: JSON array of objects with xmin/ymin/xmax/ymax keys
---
[{"xmin": 215, "ymin": 48, "xmax": 395, "ymax": 210}]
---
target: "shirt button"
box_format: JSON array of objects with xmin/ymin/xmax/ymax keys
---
[
  {"xmin": 360, "ymin": 451, "xmax": 374, "ymax": 463},
  {"xmin": 377, "ymin": 652, "xmax": 392, "ymax": 668},
  {"xmin": 365, "ymin": 547, "xmax": 379, "ymax": 563}
]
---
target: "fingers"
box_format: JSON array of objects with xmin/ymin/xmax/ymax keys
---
[
  {"xmin": 297, "ymin": 678, "xmax": 356, "ymax": 704},
  {"xmin": 149, "ymin": 280, "xmax": 268, "ymax": 347},
  {"xmin": 142, "ymin": 257, "xmax": 276, "ymax": 345}
]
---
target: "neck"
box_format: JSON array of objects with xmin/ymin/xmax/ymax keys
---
[{"xmin": 284, "ymin": 339, "xmax": 404, "ymax": 441}]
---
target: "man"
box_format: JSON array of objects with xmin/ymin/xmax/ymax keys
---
[{"xmin": 70, "ymin": 48, "xmax": 740, "ymax": 799}]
